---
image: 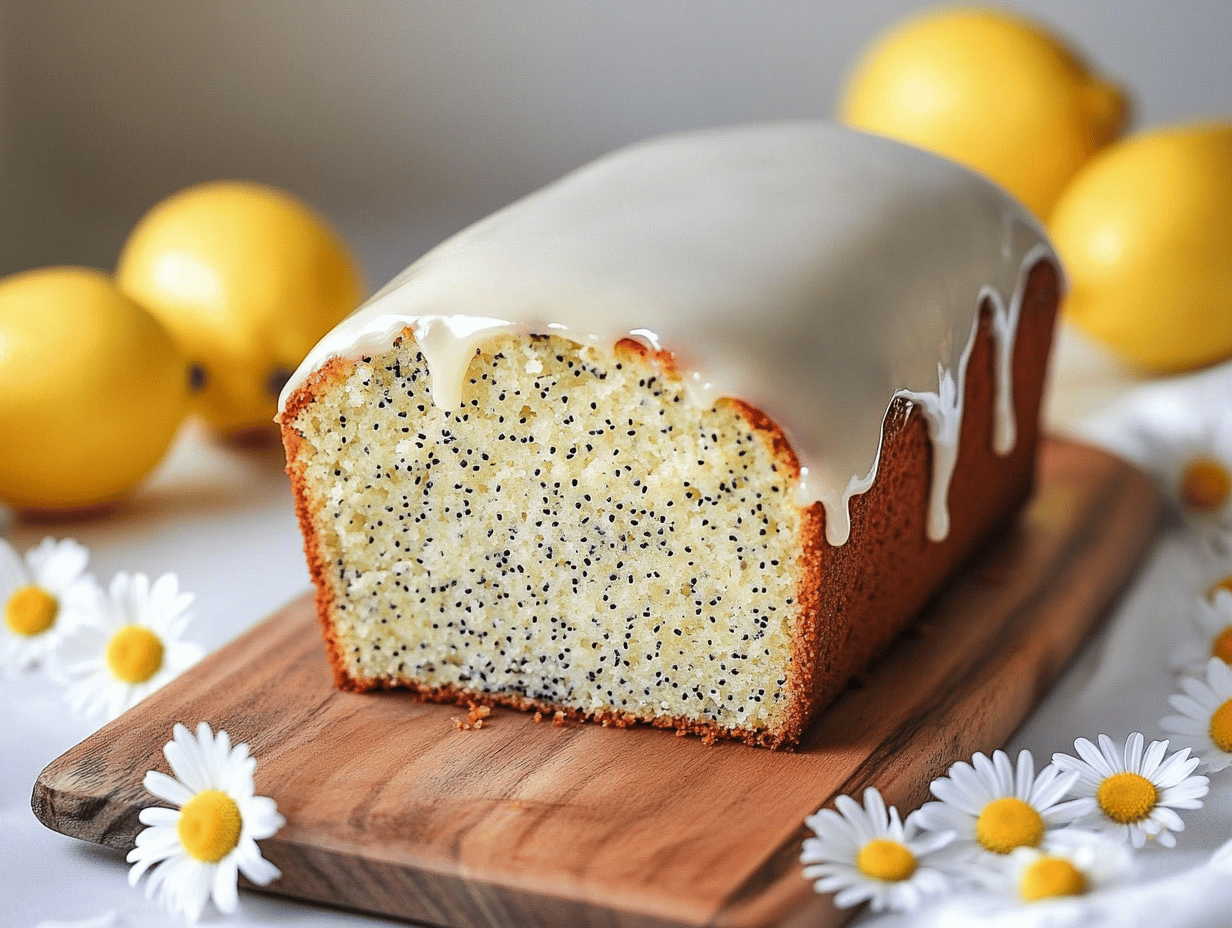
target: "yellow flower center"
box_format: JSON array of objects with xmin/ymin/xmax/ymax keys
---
[
  {"xmin": 1180, "ymin": 458, "xmax": 1231, "ymax": 513},
  {"xmin": 178, "ymin": 789, "xmax": 242, "ymax": 862},
  {"xmin": 1209, "ymin": 698, "xmax": 1232, "ymax": 753},
  {"xmin": 855, "ymin": 838, "xmax": 917, "ymax": 882},
  {"xmin": 5, "ymin": 585, "xmax": 59, "ymax": 636},
  {"xmin": 1210, "ymin": 575, "xmax": 1232, "ymax": 599},
  {"xmin": 1019, "ymin": 856, "xmax": 1089, "ymax": 902},
  {"xmin": 105, "ymin": 625, "xmax": 165, "ymax": 684},
  {"xmin": 1096, "ymin": 771, "xmax": 1158, "ymax": 824},
  {"xmin": 974, "ymin": 796, "xmax": 1045, "ymax": 854},
  {"xmin": 1212, "ymin": 626, "xmax": 1232, "ymax": 664}
]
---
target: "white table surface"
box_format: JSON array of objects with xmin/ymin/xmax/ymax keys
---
[{"xmin": 5, "ymin": 319, "xmax": 1232, "ymax": 928}]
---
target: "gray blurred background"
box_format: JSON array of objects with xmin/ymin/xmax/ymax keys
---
[{"xmin": 2, "ymin": 0, "xmax": 1229, "ymax": 293}]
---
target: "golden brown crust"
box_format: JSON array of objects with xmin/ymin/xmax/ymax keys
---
[
  {"xmin": 333, "ymin": 668, "xmax": 792, "ymax": 748},
  {"xmin": 281, "ymin": 349, "xmax": 365, "ymax": 693},
  {"xmin": 283, "ymin": 264, "xmax": 1059, "ymax": 749},
  {"xmin": 777, "ymin": 257, "xmax": 1060, "ymax": 747}
]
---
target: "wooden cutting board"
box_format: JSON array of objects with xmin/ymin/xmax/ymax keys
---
[{"xmin": 33, "ymin": 437, "xmax": 1162, "ymax": 928}]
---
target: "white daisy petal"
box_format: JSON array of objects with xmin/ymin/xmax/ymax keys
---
[
  {"xmin": 225, "ymin": 751, "xmax": 257, "ymax": 800},
  {"xmin": 1028, "ymin": 765, "xmax": 1078, "ymax": 809},
  {"xmin": 1160, "ymin": 785, "xmax": 1209, "ymax": 808},
  {"xmin": 972, "ymin": 752, "xmax": 1003, "ymax": 796},
  {"xmin": 1040, "ymin": 797, "xmax": 1089, "ymax": 825},
  {"xmin": 137, "ymin": 806, "xmax": 182, "ymax": 829},
  {"xmin": 143, "ymin": 770, "xmax": 196, "ymax": 807},
  {"xmin": 182, "ymin": 863, "xmax": 214, "ymax": 922},
  {"xmin": 1161, "ymin": 715, "xmax": 1207, "ymax": 737},
  {"xmin": 236, "ymin": 839, "xmax": 282, "ymax": 885},
  {"xmin": 913, "ymin": 800, "xmax": 972, "ymax": 838},
  {"xmin": 211, "ymin": 858, "xmax": 240, "ymax": 914},
  {"xmin": 862, "ymin": 787, "xmax": 889, "ymax": 832},
  {"xmin": 142, "ymin": 849, "xmax": 182, "ymax": 900},
  {"xmin": 834, "ymin": 793, "xmax": 874, "ymax": 843},
  {"xmin": 128, "ymin": 723, "xmax": 284, "ymax": 922},
  {"xmin": 1179, "ymin": 675, "xmax": 1220, "ymax": 707},
  {"xmin": 1136, "ymin": 734, "xmax": 1164, "ymax": 776},
  {"xmin": 908, "ymin": 828, "xmax": 957, "ymax": 857},
  {"xmin": 1151, "ymin": 807, "xmax": 1186, "ymax": 833},
  {"xmin": 208, "ymin": 725, "xmax": 234, "ymax": 779},
  {"xmin": 1103, "ymin": 733, "xmax": 1130, "ymax": 771},
  {"xmin": 148, "ymin": 573, "xmax": 179, "ymax": 617},
  {"xmin": 126, "ymin": 852, "xmax": 159, "ymax": 887},
  {"xmin": 999, "ymin": 751, "xmax": 1020, "ymax": 799},
  {"xmin": 803, "ymin": 810, "xmax": 846, "ymax": 843},
  {"xmin": 833, "ymin": 883, "xmax": 875, "ymax": 909},
  {"xmin": 949, "ymin": 759, "xmax": 996, "ymax": 807},
  {"xmin": 886, "ymin": 881, "xmax": 919, "ymax": 913},
  {"xmin": 1069, "ymin": 737, "xmax": 1114, "ymax": 778},
  {"xmin": 128, "ymin": 832, "xmax": 179, "ymax": 865},
  {"xmin": 243, "ymin": 797, "xmax": 286, "ymax": 839},
  {"xmin": 1169, "ymin": 693, "xmax": 1212, "ymax": 719},
  {"xmin": 1211, "ymin": 657, "xmax": 1232, "ymax": 689},
  {"xmin": 927, "ymin": 777, "xmax": 983, "ymax": 816},
  {"xmin": 30, "ymin": 537, "xmax": 88, "ymax": 592},
  {"xmin": 165, "ymin": 737, "xmax": 210, "ymax": 794},
  {"xmin": 1153, "ymin": 748, "xmax": 1201, "ymax": 787}
]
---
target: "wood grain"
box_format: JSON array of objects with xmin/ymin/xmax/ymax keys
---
[{"xmin": 33, "ymin": 437, "xmax": 1162, "ymax": 928}]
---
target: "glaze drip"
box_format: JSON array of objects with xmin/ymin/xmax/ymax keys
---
[{"xmin": 281, "ymin": 122, "xmax": 1056, "ymax": 547}]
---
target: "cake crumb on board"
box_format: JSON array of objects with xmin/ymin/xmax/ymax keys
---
[{"xmin": 452, "ymin": 704, "xmax": 492, "ymax": 731}]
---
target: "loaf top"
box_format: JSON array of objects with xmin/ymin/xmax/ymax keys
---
[{"xmin": 280, "ymin": 121, "xmax": 1057, "ymax": 545}]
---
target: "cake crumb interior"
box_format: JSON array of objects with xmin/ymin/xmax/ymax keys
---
[{"xmin": 289, "ymin": 333, "xmax": 807, "ymax": 734}]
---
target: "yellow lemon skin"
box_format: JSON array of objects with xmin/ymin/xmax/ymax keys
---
[
  {"xmin": 1051, "ymin": 122, "xmax": 1232, "ymax": 374},
  {"xmin": 840, "ymin": 7, "xmax": 1127, "ymax": 220},
  {"xmin": 0, "ymin": 267, "xmax": 191, "ymax": 510},
  {"xmin": 116, "ymin": 181, "xmax": 364, "ymax": 436}
]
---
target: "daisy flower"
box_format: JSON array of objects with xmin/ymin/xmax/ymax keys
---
[
  {"xmin": 1052, "ymin": 732, "xmax": 1208, "ymax": 848},
  {"xmin": 972, "ymin": 828, "xmax": 1136, "ymax": 904},
  {"xmin": 1132, "ymin": 405, "xmax": 1232, "ymax": 541},
  {"xmin": 1, "ymin": 536, "xmax": 99, "ymax": 673},
  {"xmin": 913, "ymin": 749, "xmax": 1085, "ymax": 858},
  {"xmin": 1189, "ymin": 538, "xmax": 1232, "ymax": 601},
  {"xmin": 57, "ymin": 572, "xmax": 205, "ymax": 723},
  {"xmin": 800, "ymin": 786, "xmax": 957, "ymax": 913},
  {"xmin": 1161, "ymin": 657, "xmax": 1232, "ymax": 772},
  {"xmin": 1171, "ymin": 587, "xmax": 1232, "ymax": 676},
  {"xmin": 128, "ymin": 722, "xmax": 285, "ymax": 922}
]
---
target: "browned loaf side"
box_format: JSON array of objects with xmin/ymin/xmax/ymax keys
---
[{"xmin": 281, "ymin": 259, "xmax": 1059, "ymax": 749}]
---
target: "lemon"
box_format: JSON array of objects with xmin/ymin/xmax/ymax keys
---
[
  {"xmin": 116, "ymin": 181, "xmax": 364, "ymax": 437},
  {"xmin": 0, "ymin": 267, "xmax": 192, "ymax": 510},
  {"xmin": 839, "ymin": 7, "xmax": 1127, "ymax": 220},
  {"xmin": 1050, "ymin": 121, "xmax": 1232, "ymax": 374}
]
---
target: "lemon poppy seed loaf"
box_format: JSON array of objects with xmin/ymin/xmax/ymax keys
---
[{"xmin": 278, "ymin": 122, "xmax": 1060, "ymax": 749}]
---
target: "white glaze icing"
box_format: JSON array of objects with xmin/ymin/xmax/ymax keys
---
[{"xmin": 281, "ymin": 122, "xmax": 1056, "ymax": 546}]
